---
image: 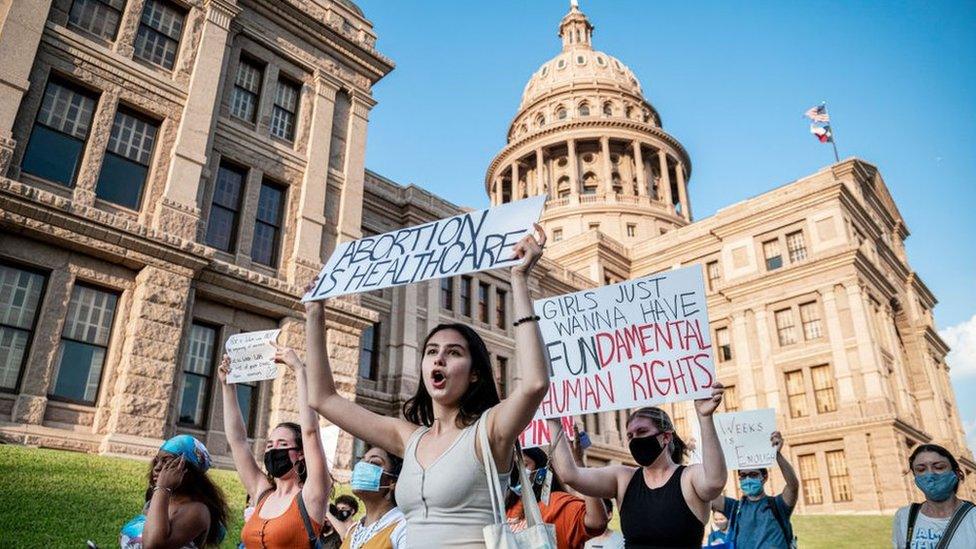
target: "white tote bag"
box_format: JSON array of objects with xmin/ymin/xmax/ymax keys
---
[{"xmin": 478, "ymin": 412, "xmax": 557, "ymax": 549}]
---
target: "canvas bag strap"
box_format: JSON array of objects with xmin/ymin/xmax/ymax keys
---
[
  {"xmin": 295, "ymin": 489, "xmax": 318, "ymax": 548},
  {"xmin": 935, "ymin": 500, "xmax": 975, "ymax": 549},
  {"xmin": 765, "ymin": 496, "xmax": 792, "ymax": 542},
  {"xmin": 513, "ymin": 441, "xmax": 546, "ymax": 528},
  {"xmin": 478, "ymin": 408, "xmax": 508, "ymax": 524},
  {"xmin": 905, "ymin": 502, "xmax": 922, "ymax": 548}
]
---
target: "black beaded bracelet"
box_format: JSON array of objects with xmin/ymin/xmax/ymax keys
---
[{"xmin": 513, "ymin": 315, "xmax": 541, "ymax": 327}]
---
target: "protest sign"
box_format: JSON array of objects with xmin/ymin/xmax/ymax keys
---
[
  {"xmin": 534, "ymin": 265, "xmax": 715, "ymax": 418},
  {"xmin": 519, "ymin": 416, "xmax": 576, "ymax": 449},
  {"xmin": 320, "ymin": 425, "xmax": 340, "ymax": 468},
  {"xmin": 225, "ymin": 329, "xmax": 281, "ymax": 383},
  {"xmin": 304, "ymin": 196, "xmax": 547, "ymax": 301},
  {"xmin": 714, "ymin": 408, "xmax": 778, "ymax": 469}
]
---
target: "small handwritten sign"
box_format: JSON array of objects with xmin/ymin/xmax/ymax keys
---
[
  {"xmin": 519, "ymin": 416, "xmax": 576, "ymax": 449},
  {"xmin": 304, "ymin": 196, "xmax": 546, "ymax": 301},
  {"xmin": 225, "ymin": 329, "xmax": 281, "ymax": 383},
  {"xmin": 533, "ymin": 265, "xmax": 715, "ymax": 418},
  {"xmin": 714, "ymin": 408, "xmax": 778, "ymax": 469}
]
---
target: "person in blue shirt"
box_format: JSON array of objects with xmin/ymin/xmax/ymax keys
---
[
  {"xmin": 709, "ymin": 431, "xmax": 799, "ymax": 549},
  {"xmin": 706, "ymin": 509, "xmax": 730, "ymax": 546}
]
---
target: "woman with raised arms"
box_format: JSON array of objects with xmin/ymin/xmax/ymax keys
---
[
  {"xmin": 306, "ymin": 224, "xmax": 549, "ymax": 548},
  {"xmin": 547, "ymin": 392, "xmax": 727, "ymax": 549}
]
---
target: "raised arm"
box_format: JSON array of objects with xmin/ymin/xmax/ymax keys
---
[
  {"xmin": 272, "ymin": 343, "xmax": 332, "ymax": 520},
  {"xmin": 218, "ymin": 356, "xmax": 271, "ymax": 500},
  {"xmin": 772, "ymin": 431, "xmax": 800, "ymax": 508},
  {"xmin": 688, "ymin": 383, "xmax": 728, "ymax": 502},
  {"xmin": 486, "ymin": 224, "xmax": 552, "ymax": 466},
  {"xmin": 568, "ymin": 426, "xmax": 609, "ymax": 534},
  {"xmin": 546, "ymin": 419, "xmax": 627, "ymax": 499},
  {"xmin": 303, "ymin": 296, "xmax": 416, "ymax": 457}
]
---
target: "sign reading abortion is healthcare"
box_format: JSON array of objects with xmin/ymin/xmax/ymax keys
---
[
  {"xmin": 534, "ymin": 265, "xmax": 716, "ymax": 418},
  {"xmin": 304, "ymin": 196, "xmax": 546, "ymax": 301}
]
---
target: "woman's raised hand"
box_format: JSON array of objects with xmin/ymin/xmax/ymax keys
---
[
  {"xmin": 511, "ymin": 223, "xmax": 547, "ymax": 278},
  {"xmin": 217, "ymin": 355, "xmax": 231, "ymax": 385},
  {"xmin": 271, "ymin": 342, "xmax": 304, "ymax": 372},
  {"xmin": 303, "ymin": 278, "xmax": 324, "ymax": 316}
]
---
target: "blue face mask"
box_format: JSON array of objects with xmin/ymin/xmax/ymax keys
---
[
  {"xmin": 351, "ymin": 461, "xmax": 388, "ymax": 492},
  {"xmin": 915, "ymin": 471, "xmax": 958, "ymax": 502},
  {"xmin": 740, "ymin": 477, "xmax": 764, "ymax": 497}
]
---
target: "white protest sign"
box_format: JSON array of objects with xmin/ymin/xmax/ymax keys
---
[
  {"xmin": 320, "ymin": 424, "xmax": 340, "ymax": 468},
  {"xmin": 225, "ymin": 329, "xmax": 281, "ymax": 383},
  {"xmin": 534, "ymin": 265, "xmax": 715, "ymax": 418},
  {"xmin": 303, "ymin": 196, "xmax": 547, "ymax": 301},
  {"xmin": 518, "ymin": 416, "xmax": 576, "ymax": 449},
  {"xmin": 714, "ymin": 408, "xmax": 778, "ymax": 469}
]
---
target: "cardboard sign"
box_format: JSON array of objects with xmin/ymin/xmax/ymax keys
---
[
  {"xmin": 715, "ymin": 408, "xmax": 778, "ymax": 469},
  {"xmin": 304, "ymin": 196, "xmax": 547, "ymax": 301},
  {"xmin": 225, "ymin": 329, "xmax": 281, "ymax": 383},
  {"xmin": 320, "ymin": 424, "xmax": 340, "ymax": 468},
  {"xmin": 534, "ymin": 265, "xmax": 715, "ymax": 418},
  {"xmin": 519, "ymin": 416, "xmax": 576, "ymax": 449}
]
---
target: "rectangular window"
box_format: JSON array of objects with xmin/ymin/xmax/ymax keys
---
[
  {"xmin": 251, "ymin": 181, "xmax": 285, "ymax": 267},
  {"xmin": 270, "ymin": 77, "xmax": 300, "ymax": 141},
  {"xmin": 236, "ymin": 380, "xmax": 259, "ymax": 437},
  {"xmin": 496, "ymin": 356, "xmax": 508, "ymax": 398},
  {"xmin": 460, "ymin": 276, "xmax": 472, "ymax": 317},
  {"xmin": 95, "ymin": 109, "xmax": 159, "ymax": 209},
  {"xmin": 787, "ymin": 230, "xmax": 808, "ymax": 262},
  {"xmin": 826, "ymin": 450, "xmax": 853, "ymax": 502},
  {"xmin": 205, "ymin": 163, "xmax": 246, "ymax": 252},
  {"xmin": 800, "ymin": 302, "xmax": 823, "ymax": 340},
  {"xmin": 440, "ymin": 278, "xmax": 454, "ymax": 311},
  {"xmin": 230, "ymin": 56, "xmax": 263, "ymax": 123},
  {"xmin": 723, "ymin": 384, "xmax": 739, "ymax": 412},
  {"xmin": 68, "ymin": 0, "xmax": 125, "ymax": 41},
  {"xmin": 553, "ymin": 229, "xmax": 563, "ymax": 242},
  {"xmin": 0, "ymin": 264, "xmax": 46, "ymax": 391},
  {"xmin": 774, "ymin": 308, "xmax": 796, "ymax": 346},
  {"xmin": 478, "ymin": 282, "xmax": 489, "ymax": 323},
  {"xmin": 358, "ymin": 323, "xmax": 380, "ymax": 381},
  {"xmin": 588, "ymin": 222, "xmax": 600, "ymax": 230},
  {"xmin": 134, "ymin": 0, "xmax": 185, "ymax": 70},
  {"xmin": 763, "ymin": 239, "xmax": 783, "ymax": 271},
  {"xmin": 22, "ymin": 79, "xmax": 98, "ymax": 186},
  {"xmin": 706, "ymin": 261, "xmax": 720, "ymax": 291},
  {"xmin": 51, "ymin": 284, "xmax": 118, "ymax": 404},
  {"xmin": 716, "ymin": 327, "xmax": 732, "ymax": 362},
  {"xmin": 626, "ymin": 224, "xmax": 636, "ymax": 237},
  {"xmin": 785, "ymin": 370, "xmax": 808, "ymax": 418},
  {"xmin": 496, "ymin": 289, "xmax": 507, "ymax": 329},
  {"xmin": 798, "ymin": 454, "xmax": 824, "ymax": 505},
  {"xmin": 177, "ymin": 323, "xmax": 216, "ymax": 427},
  {"xmin": 811, "ymin": 365, "xmax": 837, "ymax": 413}
]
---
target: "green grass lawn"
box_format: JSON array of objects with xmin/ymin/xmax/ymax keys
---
[{"xmin": 0, "ymin": 444, "xmax": 893, "ymax": 548}]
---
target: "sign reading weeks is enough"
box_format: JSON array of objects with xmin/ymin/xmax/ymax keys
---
[
  {"xmin": 304, "ymin": 196, "xmax": 546, "ymax": 301},
  {"xmin": 714, "ymin": 408, "xmax": 778, "ymax": 469},
  {"xmin": 534, "ymin": 265, "xmax": 716, "ymax": 418}
]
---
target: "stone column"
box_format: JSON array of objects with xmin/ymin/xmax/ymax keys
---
[
  {"xmin": 633, "ymin": 141, "xmax": 646, "ymax": 197},
  {"xmin": 286, "ymin": 74, "xmax": 339, "ymax": 285},
  {"xmin": 820, "ymin": 286, "xmax": 856, "ymax": 405},
  {"xmin": 511, "ymin": 162, "xmax": 520, "ymax": 199},
  {"xmin": 154, "ymin": 0, "xmax": 239, "ymax": 240},
  {"xmin": 731, "ymin": 311, "xmax": 758, "ymax": 409},
  {"xmin": 845, "ymin": 282, "xmax": 888, "ymax": 405},
  {"xmin": 657, "ymin": 149, "xmax": 672, "ymax": 209},
  {"xmin": 600, "ymin": 136, "xmax": 613, "ymax": 194},
  {"xmin": 568, "ymin": 139, "xmax": 580, "ymax": 198},
  {"xmin": 535, "ymin": 148, "xmax": 546, "ymax": 197},
  {"xmin": 390, "ymin": 284, "xmax": 419, "ymax": 400},
  {"xmin": 0, "ymin": 0, "xmax": 54, "ymax": 175},
  {"xmin": 676, "ymin": 162, "xmax": 691, "ymax": 221},
  {"xmin": 752, "ymin": 309, "xmax": 780, "ymax": 409},
  {"xmin": 336, "ymin": 92, "xmax": 375, "ymax": 242}
]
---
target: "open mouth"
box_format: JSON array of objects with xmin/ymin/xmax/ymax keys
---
[{"xmin": 431, "ymin": 370, "xmax": 447, "ymax": 390}]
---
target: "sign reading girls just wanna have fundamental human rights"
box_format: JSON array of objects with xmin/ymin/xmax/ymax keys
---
[
  {"xmin": 303, "ymin": 196, "xmax": 546, "ymax": 301},
  {"xmin": 533, "ymin": 265, "xmax": 716, "ymax": 418}
]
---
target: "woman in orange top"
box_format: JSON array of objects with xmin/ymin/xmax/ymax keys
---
[{"xmin": 218, "ymin": 341, "xmax": 332, "ymax": 548}]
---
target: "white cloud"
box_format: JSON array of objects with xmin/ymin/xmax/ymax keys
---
[{"xmin": 940, "ymin": 314, "xmax": 976, "ymax": 379}]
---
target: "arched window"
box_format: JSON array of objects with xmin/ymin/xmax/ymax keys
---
[
  {"xmin": 579, "ymin": 103, "xmax": 590, "ymax": 116},
  {"xmin": 603, "ymin": 102, "xmax": 613, "ymax": 116},
  {"xmin": 625, "ymin": 106, "xmax": 634, "ymax": 119},
  {"xmin": 536, "ymin": 114, "xmax": 546, "ymax": 127},
  {"xmin": 519, "ymin": 123, "xmax": 528, "ymax": 135},
  {"xmin": 612, "ymin": 172, "xmax": 622, "ymax": 194},
  {"xmin": 556, "ymin": 106, "xmax": 567, "ymax": 120},
  {"xmin": 557, "ymin": 176, "xmax": 570, "ymax": 198},
  {"xmin": 596, "ymin": 56, "xmax": 606, "ymax": 67},
  {"xmin": 582, "ymin": 172, "xmax": 598, "ymax": 195},
  {"xmin": 557, "ymin": 59, "xmax": 566, "ymax": 70}
]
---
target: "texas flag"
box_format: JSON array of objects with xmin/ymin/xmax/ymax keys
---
[{"xmin": 810, "ymin": 124, "xmax": 833, "ymax": 143}]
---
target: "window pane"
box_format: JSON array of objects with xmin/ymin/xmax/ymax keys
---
[
  {"xmin": 723, "ymin": 384, "xmax": 739, "ymax": 412},
  {"xmin": 36, "ymin": 81, "xmax": 97, "ymax": 139},
  {"xmin": 141, "ymin": 0, "xmax": 184, "ymax": 40},
  {"xmin": 184, "ymin": 324, "xmax": 216, "ymax": 375},
  {"xmin": 236, "ymin": 59, "xmax": 263, "ymax": 93},
  {"xmin": 440, "ymin": 278, "xmax": 453, "ymax": 311},
  {"xmin": 0, "ymin": 265, "xmax": 45, "ymax": 330},
  {"xmin": 0, "ymin": 327, "xmax": 30, "ymax": 390},
  {"xmin": 231, "ymin": 59, "xmax": 262, "ymax": 122},
  {"xmin": 787, "ymin": 231, "xmax": 808, "ymax": 262},
  {"xmin": 134, "ymin": 26, "xmax": 179, "ymax": 69},
  {"xmin": 107, "ymin": 111, "xmax": 158, "ymax": 165},
  {"xmin": 478, "ymin": 282, "xmax": 489, "ymax": 323},
  {"xmin": 275, "ymin": 79, "xmax": 298, "ymax": 111},
  {"xmin": 95, "ymin": 153, "xmax": 149, "ymax": 209},
  {"xmin": 775, "ymin": 309, "xmax": 796, "ymax": 346},
  {"xmin": 212, "ymin": 165, "xmax": 245, "ymax": 210},
  {"xmin": 22, "ymin": 125, "xmax": 86, "ymax": 187},
  {"xmin": 135, "ymin": 0, "xmax": 186, "ymax": 70},
  {"xmin": 62, "ymin": 285, "xmax": 118, "ymax": 346},
  {"xmin": 68, "ymin": 0, "xmax": 123, "ymax": 40},
  {"xmin": 236, "ymin": 382, "xmax": 257, "ymax": 436},
  {"xmin": 496, "ymin": 289, "xmax": 506, "ymax": 329},
  {"xmin": 785, "ymin": 370, "xmax": 807, "ymax": 418},
  {"xmin": 358, "ymin": 323, "xmax": 378, "ymax": 380},
  {"xmin": 800, "ymin": 302, "xmax": 823, "ymax": 340},
  {"xmin": 52, "ymin": 339, "xmax": 106, "ymax": 403},
  {"xmin": 460, "ymin": 277, "xmax": 471, "ymax": 316},
  {"xmin": 763, "ymin": 239, "xmax": 782, "ymax": 271},
  {"xmin": 798, "ymin": 454, "xmax": 823, "ymax": 505},
  {"xmin": 251, "ymin": 222, "xmax": 279, "ymax": 266},
  {"xmin": 270, "ymin": 106, "xmax": 296, "ymax": 141},
  {"xmin": 812, "ymin": 365, "xmax": 837, "ymax": 413},
  {"xmin": 205, "ymin": 206, "xmax": 237, "ymax": 252},
  {"xmin": 178, "ymin": 373, "xmax": 208, "ymax": 426},
  {"xmin": 256, "ymin": 183, "xmax": 284, "ymax": 226},
  {"xmin": 826, "ymin": 450, "xmax": 853, "ymax": 502}
]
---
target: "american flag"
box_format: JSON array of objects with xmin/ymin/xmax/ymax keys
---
[{"xmin": 804, "ymin": 104, "xmax": 830, "ymax": 123}]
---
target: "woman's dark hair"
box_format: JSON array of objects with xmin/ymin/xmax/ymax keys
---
[
  {"xmin": 403, "ymin": 323, "xmax": 500, "ymax": 428},
  {"xmin": 266, "ymin": 422, "xmax": 307, "ymax": 484},
  {"xmin": 365, "ymin": 445, "xmax": 404, "ymax": 505},
  {"xmin": 146, "ymin": 456, "xmax": 229, "ymax": 547},
  {"xmin": 626, "ymin": 407, "xmax": 688, "ymax": 464},
  {"xmin": 335, "ymin": 494, "xmax": 361, "ymax": 514},
  {"xmin": 909, "ymin": 443, "xmax": 962, "ymax": 492},
  {"xmin": 505, "ymin": 448, "xmax": 566, "ymax": 512}
]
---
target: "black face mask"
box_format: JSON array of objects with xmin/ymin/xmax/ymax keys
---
[
  {"xmin": 264, "ymin": 448, "xmax": 295, "ymax": 478},
  {"xmin": 629, "ymin": 434, "xmax": 665, "ymax": 466},
  {"xmin": 330, "ymin": 504, "xmax": 354, "ymax": 522}
]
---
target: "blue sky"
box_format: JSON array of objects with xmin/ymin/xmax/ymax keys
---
[{"xmin": 356, "ymin": 0, "xmax": 976, "ymax": 441}]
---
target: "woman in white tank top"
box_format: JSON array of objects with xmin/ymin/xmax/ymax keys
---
[{"xmin": 305, "ymin": 225, "xmax": 551, "ymax": 548}]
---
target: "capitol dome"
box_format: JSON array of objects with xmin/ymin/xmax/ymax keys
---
[{"xmin": 520, "ymin": 48, "xmax": 644, "ymax": 111}]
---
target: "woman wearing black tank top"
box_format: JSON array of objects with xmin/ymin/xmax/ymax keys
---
[{"xmin": 548, "ymin": 385, "xmax": 727, "ymax": 548}]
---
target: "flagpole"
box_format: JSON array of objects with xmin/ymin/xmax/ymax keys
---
[{"xmin": 824, "ymin": 101, "xmax": 840, "ymax": 163}]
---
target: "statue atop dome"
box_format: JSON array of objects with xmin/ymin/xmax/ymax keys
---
[{"xmin": 560, "ymin": 0, "xmax": 594, "ymax": 51}]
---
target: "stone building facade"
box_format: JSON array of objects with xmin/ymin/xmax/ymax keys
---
[{"xmin": 0, "ymin": 0, "xmax": 971, "ymax": 516}]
